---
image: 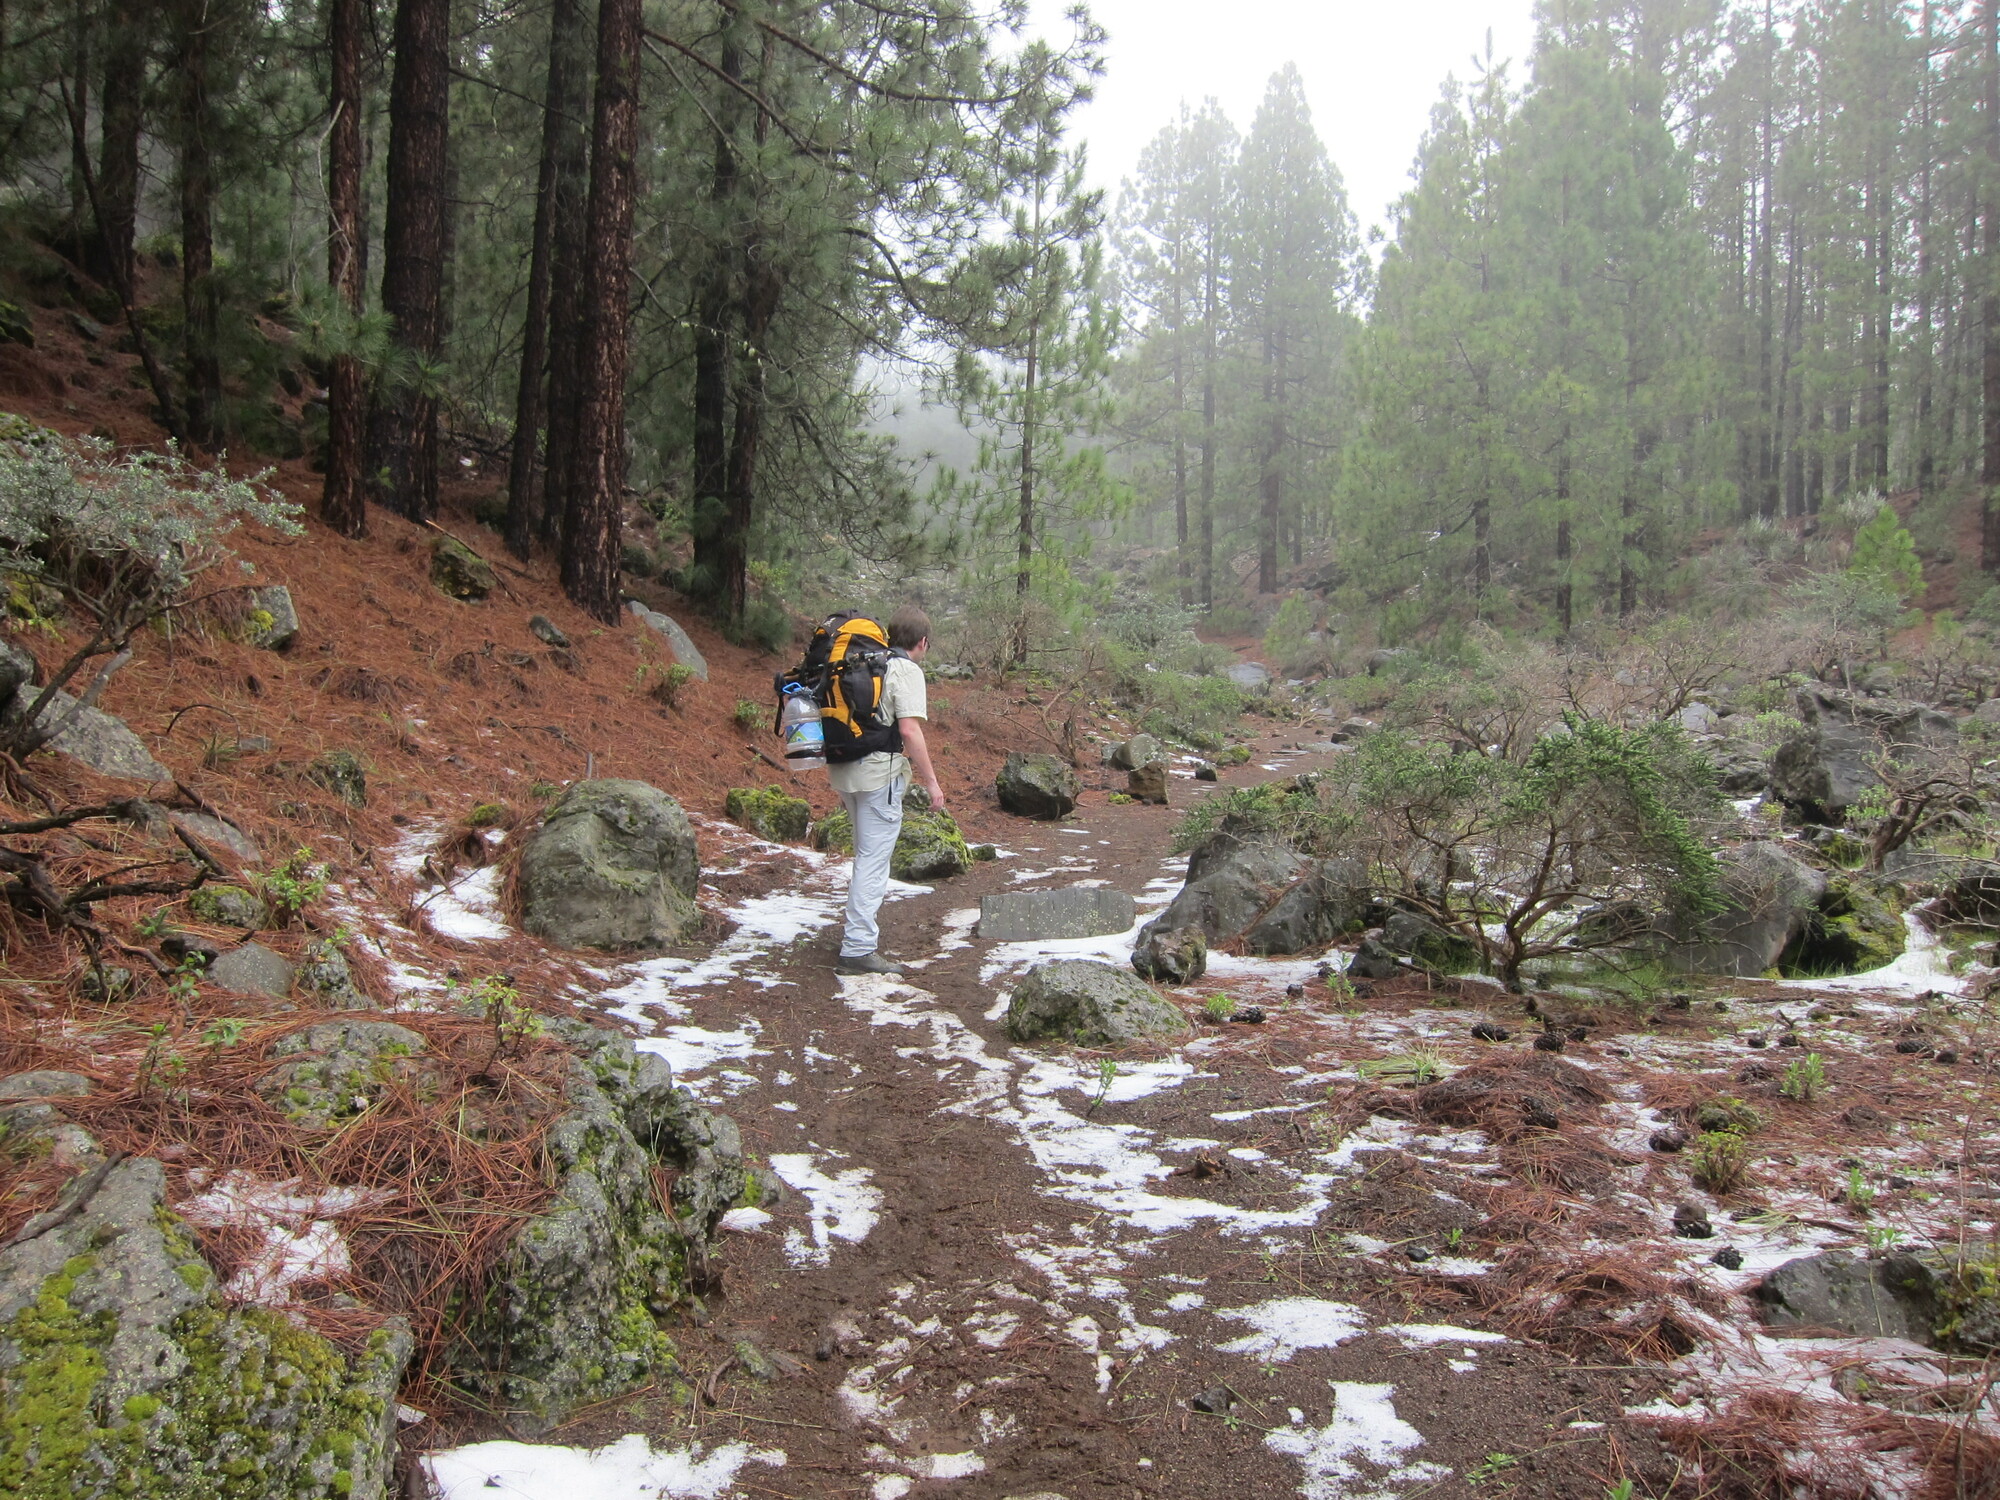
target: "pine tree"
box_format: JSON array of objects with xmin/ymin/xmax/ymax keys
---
[{"xmin": 1230, "ymin": 65, "xmax": 1358, "ymax": 594}]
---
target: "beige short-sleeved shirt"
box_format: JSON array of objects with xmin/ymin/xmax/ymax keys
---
[{"xmin": 826, "ymin": 656, "xmax": 926, "ymax": 795}]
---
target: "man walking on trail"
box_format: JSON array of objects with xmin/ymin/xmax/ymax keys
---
[{"xmin": 831, "ymin": 606, "xmax": 946, "ymax": 977}]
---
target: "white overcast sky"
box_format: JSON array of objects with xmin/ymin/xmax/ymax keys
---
[{"xmin": 1027, "ymin": 0, "xmax": 1542, "ymax": 241}]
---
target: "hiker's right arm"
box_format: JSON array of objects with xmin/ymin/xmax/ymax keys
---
[{"xmin": 900, "ymin": 718, "xmax": 946, "ymax": 812}]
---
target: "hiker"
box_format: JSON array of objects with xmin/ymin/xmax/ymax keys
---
[{"xmin": 829, "ymin": 605, "xmax": 945, "ymax": 976}]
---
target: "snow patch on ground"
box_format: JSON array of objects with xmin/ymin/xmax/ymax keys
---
[
  {"xmin": 770, "ymin": 1150, "xmax": 885, "ymax": 1266},
  {"xmin": 425, "ymin": 1435, "xmax": 785, "ymax": 1500},
  {"xmin": 1265, "ymin": 1383, "xmax": 1450, "ymax": 1498},
  {"xmin": 1215, "ymin": 1298, "xmax": 1369, "ymax": 1361},
  {"xmin": 176, "ymin": 1171, "xmax": 392, "ymax": 1306}
]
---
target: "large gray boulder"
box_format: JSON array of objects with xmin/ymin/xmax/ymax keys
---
[
  {"xmin": 627, "ymin": 601, "xmax": 708, "ymax": 680},
  {"xmin": 0, "ymin": 1157, "xmax": 412, "ymax": 1499},
  {"xmin": 1657, "ymin": 840, "xmax": 1826, "ymax": 977},
  {"xmin": 8, "ymin": 683, "xmax": 168, "ymax": 782},
  {"xmin": 997, "ymin": 751, "xmax": 1080, "ymax": 819},
  {"xmin": 454, "ymin": 1022, "xmax": 763, "ymax": 1434},
  {"xmin": 1769, "ymin": 688, "xmax": 1958, "ymax": 823},
  {"xmin": 1005, "ymin": 959, "xmax": 1189, "ymax": 1047},
  {"xmin": 519, "ymin": 779, "xmax": 700, "ymax": 951},
  {"xmin": 430, "ymin": 534, "xmax": 496, "ymax": 600},
  {"xmin": 1756, "ymin": 1252, "xmax": 1940, "ymax": 1344},
  {"xmin": 980, "ymin": 888, "xmax": 1135, "ymax": 942},
  {"xmin": 1224, "ymin": 661, "xmax": 1271, "ymax": 690},
  {"xmin": 1380, "ymin": 910, "xmax": 1480, "ymax": 974},
  {"xmin": 1138, "ymin": 827, "xmax": 1368, "ymax": 957},
  {"xmin": 1107, "ymin": 734, "xmax": 1161, "ymax": 771}
]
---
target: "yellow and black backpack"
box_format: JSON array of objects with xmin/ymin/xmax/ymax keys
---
[{"xmin": 774, "ymin": 611, "xmax": 903, "ymax": 763}]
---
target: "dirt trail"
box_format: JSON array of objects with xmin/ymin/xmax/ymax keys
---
[{"xmin": 426, "ymin": 738, "xmax": 1674, "ymax": 1500}]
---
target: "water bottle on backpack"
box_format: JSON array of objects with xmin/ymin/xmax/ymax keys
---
[{"xmin": 777, "ymin": 681, "xmax": 827, "ymax": 769}]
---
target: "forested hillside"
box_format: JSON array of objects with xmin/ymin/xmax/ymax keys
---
[
  {"xmin": 5, "ymin": 5, "xmax": 2000, "ymax": 1498},
  {"xmin": 5, "ymin": 0, "xmax": 1998, "ymax": 660}
]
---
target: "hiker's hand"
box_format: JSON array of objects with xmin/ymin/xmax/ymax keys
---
[{"xmin": 924, "ymin": 780, "xmax": 947, "ymax": 813}]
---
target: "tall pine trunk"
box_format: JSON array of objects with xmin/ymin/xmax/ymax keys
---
[
  {"xmin": 322, "ymin": 0, "xmax": 367, "ymax": 538},
  {"xmin": 688, "ymin": 30, "xmax": 742, "ymax": 607},
  {"xmin": 365, "ymin": 0, "xmax": 451, "ymax": 523},
  {"xmin": 506, "ymin": 0, "xmax": 588, "ymax": 559},
  {"xmin": 1985, "ymin": 0, "xmax": 2000, "ymax": 575},
  {"xmin": 175, "ymin": 0, "xmax": 219, "ymax": 448},
  {"xmin": 538, "ymin": 0, "xmax": 595, "ymax": 551},
  {"xmin": 95, "ymin": 1, "xmax": 145, "ymax": 296},
  {"xmin": 1257, "ymin": 327, "xmax": 1281, "ymax": 594},
  {"xmin": 558, "ymin": 0, "xmax": 641, "ymax": 623}
]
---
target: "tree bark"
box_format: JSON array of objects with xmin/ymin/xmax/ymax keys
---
[
  {"xmin": 96, "ymin": 0, "xmax": 146, "ymax": 293},
  {"xmin": 687, "ymin": 28, "xmax": 742, "ymax": 606},
  {"xmin": 174, "ymin": 0, "xmax": 219, "ymax": 448},
  {"xmin": 558, "ymin": 0, "xmax": 641, "ymax": 623},
  {"xmin": 1984, "ymin": 0, "xmax": 2000, "ymax": 575},
  {"xmin": 1257, "ymin": 326, "xmax": 1281, "ymax": 595},
  {"xmin": 537, "ymin": 0, "xmax": 596, "ymax": 551},
  {"xmin": 321, "ymin": 0, "xmax": 367, "ymax": 539},
  {"xmin": 364, "ymin": 0, "xmax": 451, "ymax": 523},
  {"xmin": 505, "ymin": 0, "xmax": 587, "ymax": 560}
]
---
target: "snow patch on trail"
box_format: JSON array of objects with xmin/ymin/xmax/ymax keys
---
[
  {"xmin": 1264, "ymin": 1384, "xmax": 1450, "ymax": 1499},
  {"xmin": 770, "ymin": 1150, "xmax": 885, "ymax": 1266},
  {"xmin": 425, "ymin": 1435, "xmax": 785, "ymax": 1500},
  {"xmin": 1215, "ymin": 1298, "xmax": 1369, "ymax": 1361}
]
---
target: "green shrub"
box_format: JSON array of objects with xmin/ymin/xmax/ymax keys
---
[
  {"xmin": 1848, "ymin": 502, "xmax": 1923, "ymax": 601},
  {"xmin": 1688, "ymin": 1130, "xmax": 1750, "ymax": 1193},
  {"xmin": 733, "ymin": 698, "xmax": 765, "ymax": 730}
]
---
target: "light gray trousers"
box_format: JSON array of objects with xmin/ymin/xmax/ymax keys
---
[{"xmin": 838, "ymin": 776, "xmax": 905, "ymax": 958}]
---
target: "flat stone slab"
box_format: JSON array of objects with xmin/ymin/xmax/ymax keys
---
[
  {"xmin": 1224, "ymin": 661, "xmax": 1270, "ymax": 688},
  {"xmin": 979, "ymin": 888, "xmax": 1135, "ymax": 942},
  {"xmin": 628, "ymin": 601, "xmax": 708, "ymax": 680}
]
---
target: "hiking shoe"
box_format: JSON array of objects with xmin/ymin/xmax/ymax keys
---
[{"xmin": 836, "ymin": 951, "xmax": 903, "ymax": 976}]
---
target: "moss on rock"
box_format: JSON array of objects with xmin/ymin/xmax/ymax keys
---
[
  {"xmin": 0, "ymin": 1160, "xmax": 410, "ymax": 1500},
  {"xmin": 724, "ymin": 786, "xmax": 810, "ymax": 843},
  {"xmin": 811, "ymin": 804, "xmax": 971, "ymax": 881}
]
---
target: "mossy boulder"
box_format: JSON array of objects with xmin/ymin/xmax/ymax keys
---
[
  {"xmin": 1131, "ymin": 923, "xmax": 1207, "ymax": 984},
  {"xmin": 239, "ymin": 585, "xmax": 297, "ymax": 650},
  {"xmin": 996, "ymin": 751, "xmax": 1080, "ymax": 820},
  {"xmin": 725, "ymin": 786, "xmax": 810, "ymax": 844},
  {"xmin": 184, "ymin": 884, "xmax": 267, "ymax": 931},
  {"xmin": 296, "ymin": 937, "xmax": 370, "ymax": 1008},
  {"xmin": 0, "ymin": 1157, "xmax": 411, "ymax": 1499},
  {"xmin": 811, "ymin": 802, "xmax": 971, "ymax": 882},
  {"xmin": 256, "ymin": 1020, "xmax": 428, "ymax": 1128},
  {"xmin": 429, "ymin": 535, "xmax": 495, "ymax": 601},
  {"xmin": 1381, "ymin": 910, "xmax": 1480, "ymax": 975},
  {"xmin": 1780, "ymin": 873, "xmax": 1905, "ymax": 977},
  {"xmin": 453, "ymin": 1022, "xmax": 765, "ymax": 1435},
  {"xmin": 518, "ymin": 779, "xmax": 700, "ymax": 951},
  {"xmin": 1005, "ymin": 959, "xmax": 1191, "ymax": 1047},
  {"xmin": 305, "ymin": 749, "xmax": 367, "ymax": 807}
]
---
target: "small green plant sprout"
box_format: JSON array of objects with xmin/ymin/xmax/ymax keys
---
[
  {"xmin": 138, "ymin": 1022, "xmax": 187, "ymax": 1096},
  {"xmin": 466, "ymin": 973, "xmax": 540, "ymax": 1069},
  {"xmin": 1865, "ymin": 1224, "xmax": 1903, "ymax": 1254},
  {"xmin": 1087, "ymin": 1057, "xmax": 1119, "ymax": 1115},
  {"xmin": 1203, "ymin": 993, "xmax": 1236, "ymax": 1022},
  {"xmin": 260, "ymin": 847, "xmax": 328, "ymax": 923},
  {"xmin": 1844, "ymin": 1165, "xmax": 1877, "ymax": 1214},
  {"xmin": 1780, "ymin": 1052, "xmax": 1826, "ymax": 1102},
  {"xmin": 200, "ymin": 731, "xmax": 242, "ymax": 771},
  {"xmin": 1605, "ymin": 1481, "xmax": 1638, "ymax": 1500},
  {"xmin": 1444, "ymin": 1226, "xmax": 1464, "ymax": 1251},
  {"xmin": 650, "ymin": 661, "xmax": 698, "ymax": 709},
  {"xmin": 199, "ymin": 1024, "xmax": 246, "ymax": 1056},
  {"xmin": 529, "ymin": 779, "xmax": 561, "ymax": 801},
  {"xmin": 733, "ymin": 698, "xmax": 764, "ymax": 730},
  {"xmin": 135, "ymin": 907, "xmax": 170, "ymax": 939},
  {"xmin": 1469, "ymin": 1452, "xmax": 1519, "ymax": 1483},
  {"xmin": 165, "ymin": 954, "xmax": 205, "ymax": 1010},
  {"xmin": 466, "ymin": 802, "xmax": 507, "ymax": 829},
  {"xmin": 1689, "ymin": 1130, "xmax": 1750, "ymax": 1193}
]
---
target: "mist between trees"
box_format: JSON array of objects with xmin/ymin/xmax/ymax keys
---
[{"xmin": 9, "ymin": 1, "xmax": 2000, "ymax": 655}]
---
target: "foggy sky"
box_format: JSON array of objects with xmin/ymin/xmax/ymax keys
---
[{"xmin": 1029, "ymin": 0, "xmax": 1541, "ymax": 241}]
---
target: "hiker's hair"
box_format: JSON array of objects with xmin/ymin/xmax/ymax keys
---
[{"xmin": 887, "ymin": 606, "xmax": 931, "ymax": 651}]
